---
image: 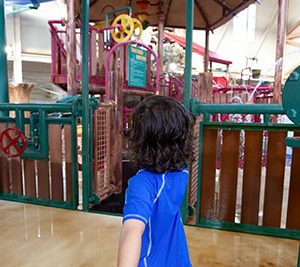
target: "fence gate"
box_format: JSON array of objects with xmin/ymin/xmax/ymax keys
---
[{"xmin": 0, "ymin": 102, "xmax": 80, "ymax": 210}]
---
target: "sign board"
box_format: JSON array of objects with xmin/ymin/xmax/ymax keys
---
[{"xmin": 128, "ymin": 45, "xmax": 147, "ymax": 88}]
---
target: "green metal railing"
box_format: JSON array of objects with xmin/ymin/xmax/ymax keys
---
[
  {"xmin": 0, "ymin": 0, "xmax": 8, "ymax": 106},
  {"xmin": 0, "ymin": 98, "xmax": 97, "ymax": 210},
  {"xmin": 181, "ymin": 0, "xmax": 194, "ymax": 224},
  {"xmin": 189, "ymin": 98, "xmax": 300, "ymax": 265}
]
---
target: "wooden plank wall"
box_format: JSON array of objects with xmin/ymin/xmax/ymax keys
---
[
  {"xmin": 241, "ymin": 131, "xmax": 263, "ymax": 225},
  {"xmin": 0, "ymin": 123, "xmax": 75, "ymax": 204},
  {"xmin": 286, "ymin": 132, "xmax": 300, "ymax": 229},
  {"xmin": 198, "ymin": 128, "xmax": 300, "ymax": 230},
  {"xmin": 200, "ymin": 128, "xmax": 218, "ymax": 220}
]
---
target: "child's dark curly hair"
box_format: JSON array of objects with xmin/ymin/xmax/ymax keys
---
[{"xmin": 129, "ymin": 95, "xmax": 194, "ymax": 173}]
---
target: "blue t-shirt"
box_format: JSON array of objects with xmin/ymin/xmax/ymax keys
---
[{"xmin": 123, "ymin": 169, "xmax": 192, "ymax": 267}]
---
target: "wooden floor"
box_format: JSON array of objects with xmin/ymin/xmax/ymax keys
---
[{"xmin": 0, "ymin": 200, "xmax": 298, "ymax": 267}]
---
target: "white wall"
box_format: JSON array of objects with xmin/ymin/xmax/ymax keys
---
[
  {"xmin": 5, "ymin": 1, "xmax": 66, "ymax": 62},
  {"xmin": 191, "ymin": 0, "xmax": 300, "ymax": 81},
  {"xmin": 4, "ymin": 0, "xmax": 300, "ymax": 83}
]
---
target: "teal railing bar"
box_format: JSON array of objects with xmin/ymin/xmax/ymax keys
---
[
  {"xmin": 183, "ymin": 0, "xmax": 194, "ymax": 109},
  {"xmin": 81, "ymin": 0, "xmax": 91, "ymax": 211},
  {"xmin": 196, "ymin": 219, "xmax": 300, "ymax": 241},
  {"xmin": 0, "ymin": 0, "xmax": 8, "ymax": 105},
  {"xmin": 192, "ymin": 102, "xmax": 285, "ymax": 116},
  {"xmin": 0, "ymin": 103, "xmax": 73, "ymax": 111},
  {"xmin": 181, "ymin": 0, "xmax": 194, "ymax": 225}
]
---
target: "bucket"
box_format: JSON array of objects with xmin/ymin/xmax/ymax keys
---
[{"xmin": 252, "ymin": 69, "xmax": 261, "ymax": 79}]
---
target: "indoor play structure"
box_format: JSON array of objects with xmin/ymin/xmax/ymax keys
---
[{"xmin": 0, "ymin": 0, "xmax": 300, "ymax": 266}]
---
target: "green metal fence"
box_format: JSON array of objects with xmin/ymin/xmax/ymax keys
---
[
  {"xmin": 0, "ymin": 98, "xmax": 96, "ymax": 210},
  {"xmin": 189, "ymin": 98, "xmax": 300, "ymax": 265}
]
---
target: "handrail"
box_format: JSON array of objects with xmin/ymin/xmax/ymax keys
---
[
  {"xmin": 0, "ymin": 103, "xmax": 73, "ymax": 111},
  {"xmin": 191, "ymin": 99, "xmax": 285, "ymax": 116},
  {"xmin": 48, "ymin": 20, "xmax": 68, "ymax": 58}
]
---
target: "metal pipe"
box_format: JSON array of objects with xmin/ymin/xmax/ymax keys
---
[
  {"xmin": 81, "ymin": 0, "xmax": 90, "ymax": 211},
  {"xmin": 0, "ymin": 0, "xmax": 9, "ymax": 104},
  {"xmin": 192, "ymin": 103, "xmax": 285, "ymax": 116},
  {"xmin": 183, "ymin": 0, "xmax": 194, "ymax": 109},
  {"xmin": 181, "ymin": 0, "xmax": 194, "ymax": 225},
  {"xmin": 204, "ymin": 29, "xmax": 209, "ymax": 72},
  {"xmin": 0, "ymin": 103, "xmax": 73, "ymax": 111}
]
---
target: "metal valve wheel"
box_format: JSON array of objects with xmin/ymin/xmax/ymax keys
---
[{"xmin": 0, "ymin": 127, "xmax": 27, "ymax": 157}]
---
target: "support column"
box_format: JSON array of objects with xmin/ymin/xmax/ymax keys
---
[
  {"xmin": 81, "ymin": 0, "xmax": 91, "ymax": 211},
  {"xmin": 204, "ymin": 29, "xmax": 209, "ymax": 72},
  {"xmin": 0, "ymin": 0, "xmax": 9, "ymax": 103},
  {"xmin": 273, "ymin": 0, "xmax": 287, "ymax": 104},
  {"xmin": 66, "ymin": 0, "xmax": 77, "ymax": 96},
  {"xmin": 183, "ymin": 0, "xmax": 194, "ymax": 109},
  {"xmin": 13, "ymin": 12, "xmax": 22, "ymax": 84},
  {"xmin": 182, "ymin": 0, "xmax": 194, "ymax": 225}
]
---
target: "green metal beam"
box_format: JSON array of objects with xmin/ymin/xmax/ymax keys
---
[
  {"xmin": 0, "ymin": 103, "xmax": 73, "ymax": 111},
  {"xmin": 183, "ymin": 0, "xmax": 194, "ymax": 109},
  {"xmin": 81, "ymin": 0, "xmax": 90, "ymax": 211},
  {"xmin": 0, "ymin": 0, "xmax": 8, "ymax": 104},
  {"xmin": 195, "ymin": 219, "xmax": 300, "ymax": 240},
  {"xmin": 191, "ymin": 100, "xmax": 285, "ymax": 115},
  {"xmin": 181, "ymin": 0, "xmax": 194, "ymax": 225}
]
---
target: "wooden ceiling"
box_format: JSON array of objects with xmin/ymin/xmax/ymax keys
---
[{"xmin": 75, "ymin": 0, "xmax": 257, "ymax": 30}]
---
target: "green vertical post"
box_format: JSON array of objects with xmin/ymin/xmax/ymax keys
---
[
  {"xmin": 0, "ymin": 0, "xmax": 9, "ymax": 104},
  {"xmin": 183, "ymin": 0, "xmax": 194, "ymax": 109},
  {"xmin": 181, "ymin": 0, "xmax": 194, "ymax": 224},
  {"xmin": 81, "ymin": 0, "xmax": 91, "ymax": 211},
  {"xmin": 71, "ymin": 116, "xmax": 79, "ymax": 209}
]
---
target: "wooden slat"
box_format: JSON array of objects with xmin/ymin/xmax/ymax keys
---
[
  {"xmin": 241, "ymin": 131, "xmax": 263, "ymax": 225},
  {"xmin": 23, "ymin": 117, "xmax": 36, "ymax": 197},
  {"xmin": 24, "ymin": 160, "xmax": 36, "ymax": 197},
  {"xmin": 263, "ymin": 131, "xmax": 287, "ymax": 227},
  {"xmin": 9, "ymin": 123, "xmax": 23, "ymax": 195},
  {"xmin": 10, "ymin": 159, "xmax": 22, "ymax": 195},
  {"xmin": 218, "ymin": 130, "xmax": 240, "ymax": 222},
  {"xmin": 286, "ymin": 132, "xmax": 300, "ymax": 229},
  {"xmin": 37, "ymin": 160, "xmax": 50, "ymax": 199},
  {"xmin": 49, "ymin": 125, "xmax": 63, "ymax": 200},
  {"xmin": 0, "ymin": 123, "xmax": 10, "ymax": 193},
  {"xmin": 64, "ymin": 125, "xmax": 73, "ymax": 202},
  {"xmin": 200, "ymin": 128, "xmax": 218, "ymax": 220}
]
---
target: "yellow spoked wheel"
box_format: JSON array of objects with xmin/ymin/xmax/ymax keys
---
[
  {"xmin": 132, "ymin": 18, "xmax": 143, "ymax": 39},
  {"xmin": 111, "ymin": 14, "xmax": 134, "ymax": 43}
]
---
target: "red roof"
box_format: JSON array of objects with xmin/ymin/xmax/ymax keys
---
[{"xmin": 164, "ymin": 32, "xmax": 232, "ymax": 66}]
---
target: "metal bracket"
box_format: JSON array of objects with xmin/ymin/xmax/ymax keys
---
[{"xmin": 21, "ymin": 110, "xmax": 49, "ymax": 160}]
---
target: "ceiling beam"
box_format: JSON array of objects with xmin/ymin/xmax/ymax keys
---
[
  {"xmin": 195, "ymin": 0, "xmax": 209, "ymax": 28},
  {"xmin": 90, "ymin": 0, "xmax": 98, "ymax": 8},
  {"xmin": 287, "ymin": 20, "xmax": 300, "ymax": 35},
  {"xmin": 164, "ymin": 0, "xmax": 173, "ymax": 25},
  {"xmin": 212, "ymin": 0, "xmax": 232, "ymax": 15}
]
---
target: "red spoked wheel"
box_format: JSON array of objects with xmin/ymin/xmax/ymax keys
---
[{"xmin": 0, "ymin": 127, "xmax": 27, "ymax": 157}]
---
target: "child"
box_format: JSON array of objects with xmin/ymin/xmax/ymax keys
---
[{"xmin": 117, "ymin": 96, "xmax": 194, "ymax": 267}]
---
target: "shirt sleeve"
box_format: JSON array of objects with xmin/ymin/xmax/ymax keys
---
[{"xmin": 123, "ymin": 172, "xmax": 156, "ymax": 225}]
